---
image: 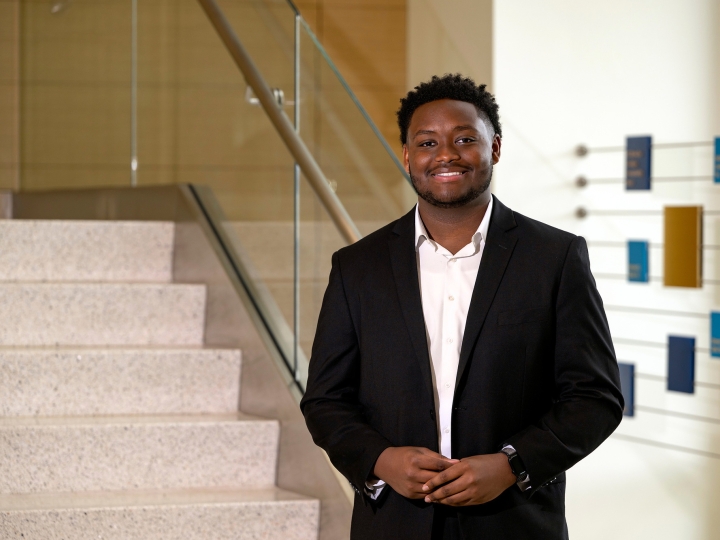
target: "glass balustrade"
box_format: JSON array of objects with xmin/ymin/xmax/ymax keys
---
[{"xmin": 16, "ymin": 0, "xmax": 411, "ymax": 390}]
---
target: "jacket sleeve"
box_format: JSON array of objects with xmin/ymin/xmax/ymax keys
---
[
  {"xmin": 504, "ymin": 236, "xmax": 624, "ymax": 494},
  {"xmin": 300, "ymin": 251, "xmax": 393, "ymax": 494}
]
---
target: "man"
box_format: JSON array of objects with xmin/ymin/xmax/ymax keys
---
[{"xmin": 300, "ymin": 74, "xmax": 623, "ymax": 539}]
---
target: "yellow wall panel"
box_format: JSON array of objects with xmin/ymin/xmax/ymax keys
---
[
  {"xmin": 0, "ymin": 0, "xmax": 19, "ymax": 190},
  {"xmin": 664, "ymin": 206, "xmax": 703, "ymax": 288}
]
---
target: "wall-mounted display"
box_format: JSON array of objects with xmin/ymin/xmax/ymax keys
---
[
  {"xmin": 667, "ymin": 336, "xmax": 695, "ymax": 394},
  {"xmin": 714, "ymin": 137, "xmax": 720, "ymax": 184},
  {"xmin": 711, "ymin": 311, "xmax": 720, "ymax": 358},
  {"xmin": 618, "ymin": 362, "xmax": 635, "ymax": 416},
  {"xmin": 627, "ymin": 240, "xmax": 649, "ymax": 283},
  {"xmin": 626, "ymin": 136, "xmax": 652, "ymax": 190},
  {"xmin": 663, "ymin": 206, "xmax": 702, "ymax": 288}
]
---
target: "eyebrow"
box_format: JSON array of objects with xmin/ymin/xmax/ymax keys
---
[{"xmin": 412, "ymin": 125, "xmax": 479, "ymax": 137}]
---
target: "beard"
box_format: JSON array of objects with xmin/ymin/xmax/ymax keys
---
[{"xmin": 409, "ymin": 165, "xmax": 492, "ymax": 209}]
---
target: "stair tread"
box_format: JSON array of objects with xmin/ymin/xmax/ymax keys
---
[
  {"xmin": 0, "ymin": 486, "xmax": 313, "ymax": 511},
  {"xmin": 0, "ymin": 412, "xmax": 273, "ymax": 427},
  {"xmin": 0, "ymin": 345, "xmax": 238, "ymax": 352}
]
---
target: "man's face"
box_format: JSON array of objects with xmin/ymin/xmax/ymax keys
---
[{"xmin": 403, "ymin": 99, "xmax": 501, "ymax": 209}]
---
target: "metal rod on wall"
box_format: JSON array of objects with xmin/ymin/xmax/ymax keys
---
[
  {"xmin": 575, "ymin": 175, "xmax": 714, "ymax": 187},
  {"xmin": 576, "ymin": 140, "xmax": 714, "ymax": 156},
  {"xmin": 575, "ymin": 208, "xmax": 720, "ymax": 218}
]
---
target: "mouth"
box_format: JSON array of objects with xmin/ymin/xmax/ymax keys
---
[{"xmin": 430, "ymin": 170, "xmax": 468, "ymax": 181}]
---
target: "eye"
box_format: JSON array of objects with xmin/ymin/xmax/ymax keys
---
[
  {"xmin": 457, "ymin": 137, "xmax": 476, "ymax": 144},
  {"xmin": 418, "ymin": 140, "xmax": 436, "ymax": 147}
]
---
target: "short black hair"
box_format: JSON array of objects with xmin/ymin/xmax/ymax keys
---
[{"xmin": 397, "ymin": 74, "xmax": 502, "ymax": 145}]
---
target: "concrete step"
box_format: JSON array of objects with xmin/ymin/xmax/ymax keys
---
[
  {"xmin": 0, "ymin": 413, "xmax": 278, "ymax": 494},
  {"xmin": 0, "ymin": 487, "xmax": 319, "ymax": 540},
  {"xmin": 0, "ymin": 348, "xmax": 241, "ymax": 416},
  {"xmin": 0, "ymin": 220, "xmax": 174, "ymax": 282},
  {"xmin": 0, "ymin": 283, "xmax": 205, "ymax": 346}
]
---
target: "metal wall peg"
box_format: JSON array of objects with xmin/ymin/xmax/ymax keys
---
[
  {"xmin": 575, "ymin": 207, "xmax": 588, "ymax": 219},
  {"xmin": 245, "ymin": 86, "xmax": 291, "ymax": 107},
  {"xmin": 575, "ymin": 176, "xmax": 588, "ymax": 188},
  {"xmin": 575, "ymin": 144, "xmax": 589, "ymax": 157}
]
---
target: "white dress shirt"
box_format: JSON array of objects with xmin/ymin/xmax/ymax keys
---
[
  {"xmin": 366, "ymin": 198, "xmax": 493, "ymax": 498},
  {"xmin": 415, "ymin": 197, "xmax": 493, "ymax": 458}
]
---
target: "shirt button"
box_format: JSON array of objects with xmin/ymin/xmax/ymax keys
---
[
  {"xmin": 447, "ymin": 338, "xmax": 453, "ymax": 344},
  {"xmin": 444, "ymin": 428, "xmax": 450, "ymax": 434},
  {"xmin": 448, "ymin": 296, "xmax": 455, "ymax": 301},
  {"xmin": 445, "ymin": 383, "xmax": 450, "ymax": 389}
]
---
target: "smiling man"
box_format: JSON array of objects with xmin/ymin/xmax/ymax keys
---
[{"xmin": 301, "ymin": 74, "xmax": 623, "ymax": 539}]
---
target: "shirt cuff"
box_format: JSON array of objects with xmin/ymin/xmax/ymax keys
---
[{"xmin": 364, "ymin": 478, "xmax": 386, "ymax": 499}]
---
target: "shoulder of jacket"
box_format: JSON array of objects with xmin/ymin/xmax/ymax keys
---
[{"xmin": 511, "ymin": 211, "xmax": 578, "ymax": 246}]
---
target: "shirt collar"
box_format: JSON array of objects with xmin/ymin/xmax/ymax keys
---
[{"xmin": 414, "ymin": 195, "xmax": 494, "ymax": 252}]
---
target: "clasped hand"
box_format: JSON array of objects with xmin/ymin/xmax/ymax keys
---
[{"xmin": 372, "ymin": 446, "xmax": 516, "ymax": 506}]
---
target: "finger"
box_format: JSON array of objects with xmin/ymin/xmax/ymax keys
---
[
  {"xmin": 415, "ymin": 455, "xmax": 458, "ymax": 472},
  {"xmin": 429, "ymin": 489, "xmax": 472, "ymax": 507},
  {"xmin": 422, "ymin": 464, "xmax": 465, "ymax": 492},
  {"xmin": 412, "ymin": 470, "xmax": 441, "ymax": 485},
  {"xmin": 424, "ymin": 477, "xmax": 469, "ymax": 503}
]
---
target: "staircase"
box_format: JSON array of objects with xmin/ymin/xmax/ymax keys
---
[{"xmin": 0, "ymin": 220, "xmax": 320, "ymax": 539}]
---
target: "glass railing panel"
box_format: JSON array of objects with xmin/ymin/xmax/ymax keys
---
[
  {"xmin": 18, "ymin": 0, "xmax": 415, "ymax": 390},
  {"xmin": 19, "ymin": 0, "xmax": 132, "ymax": 191},
  {"xmin": 295, "ymin": 16, "xmax": 413, "ymax": 371},
  {"xmin": 297, "ymin": 17, "xmax": 412, "ymax": 224},
  {"xmin": 137, "ymin": 0, "xmax": 297, "ymax": 213},
  {"xmin": 139, "ymin": 0, "xmax": 299, "ymax": 369}
]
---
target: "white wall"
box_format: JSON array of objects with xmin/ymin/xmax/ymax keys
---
[{"xmin": 493, "ymin": 1, "xmax": 720, "ymax": 538}]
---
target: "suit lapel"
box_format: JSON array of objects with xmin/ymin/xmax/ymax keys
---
[
  {"xmin": 456, "ymin": 196, "xmax": 518, "ymax": 390},
  {"xmin": 388, "ymin": 209, "xmax": 435, "ymax": 403}
]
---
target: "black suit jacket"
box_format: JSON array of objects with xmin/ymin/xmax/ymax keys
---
[{"xmin": 301, "ymin": 196, "xmax": 623, "ymax": 539}]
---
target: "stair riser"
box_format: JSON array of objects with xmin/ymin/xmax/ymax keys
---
[
  {"xmin": 0, "ymin": 221, "xmax": 174, "ymax": 282},
  {"xmin": 0, "ymin": 500, "xmax": 319, "ymax": 540},
  {"xmin": 0, "ymin": 421, "xmax": 278, "ymax": 493},
  {"xmin": 0, "ymin": 350, "xmax": 241, "ymax": 416},
  {"xmin": 0, "ymin": 284, "xmax": 205, "ymax": 346}
]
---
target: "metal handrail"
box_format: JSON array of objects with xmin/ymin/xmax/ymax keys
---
[{"xmin": 196, "ymin": 0, "xmax": 362, "ymax": 245}]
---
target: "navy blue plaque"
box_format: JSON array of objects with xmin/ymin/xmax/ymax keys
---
[
  {"xmin": 618, "ymin": 362, "xmax": 635, "ymax": 417},
  {"xmin": 627, "ymin": 240, "xmax": 649, "ymax": 283},
  {"xmin": 714, "ymin": 137, "xmax": 719, "ymax": 184},
  {"xmin": 667, "ymin": 336, "xmax": 695, "ymax": 394},
  {"xmin": 626, "ymin": 136, "xmax": 652, "ymax": 190}
]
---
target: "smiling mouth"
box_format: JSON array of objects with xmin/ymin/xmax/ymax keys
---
[{"xmin": 431, "ymin": 171, "xmax": 466, "ymax": 179}]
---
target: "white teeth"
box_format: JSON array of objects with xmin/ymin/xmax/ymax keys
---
[{"xmin": 435, "ymin": 172, "xmax": 462, "ymax": 177}]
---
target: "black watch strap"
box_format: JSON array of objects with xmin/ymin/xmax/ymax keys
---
[{"xmin": 500, "ymin": 445, "xmax": 530, "ymax": 484}]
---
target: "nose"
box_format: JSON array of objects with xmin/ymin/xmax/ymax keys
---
[{"xmin": 435, "ymin": 138, "xmax": 460, "ymax": 163}]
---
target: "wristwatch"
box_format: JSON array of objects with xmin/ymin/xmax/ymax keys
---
[{"xmin": 500, "ymin": 445, "xmax": 531, "ymax": 490}]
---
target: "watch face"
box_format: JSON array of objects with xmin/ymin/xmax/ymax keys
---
[{"xmin": 507, "ymin": 454, "xmax": 526, "ymax": 478}]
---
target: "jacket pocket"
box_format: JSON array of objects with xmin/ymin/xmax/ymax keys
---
[{"xmin": 497, "ymin": 307, "xmax": 548, "ymax": 326}]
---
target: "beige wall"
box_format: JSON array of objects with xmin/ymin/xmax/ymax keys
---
[
  {"xmin": 11, "ymin": 0, "xmax": 409, "ymax": 221},
  {"xmin": 406, "ymin": 0, "xmax": 493, "ymax": 92},
  {"xmin": 298, "ymin": 0, "xmax": 406, "ymax": 153},
  {"xmin": 0, "ymin": 0, "xmax": 19, "ymax": 190}
]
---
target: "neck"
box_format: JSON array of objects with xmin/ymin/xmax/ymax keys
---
[{"xmin": 418, "ymin": 193, "xmax": 491, "ymax": 255}]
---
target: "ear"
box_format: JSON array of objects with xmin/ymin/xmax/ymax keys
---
[
  {"xmin": 491, "ymin": 134, "xmax": 502, "ymax": 164},
  {"xmin": 402, "ymin": 145, "xmax": 410, "ymax": 174}
]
